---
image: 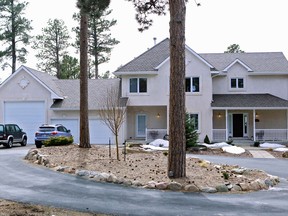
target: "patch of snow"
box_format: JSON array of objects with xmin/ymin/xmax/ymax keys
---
[
  {"xmin": 202, "ymin": 142, "xmax": 230, "ymax": 149},
  {"xmin": 141, "ymin": 145, "xmax": 168, "ymax": 151},
  {"xmin": 149, "ymin": 139, "xmax": 169, "ymax": 148},
  {"xmin": 273, "ymin": 147, "xmax": 288, "ymax": 152},
  {"xmin": 222, "ymin": 146, "xmax": 245, "ymax": 154},
  {"xmin": 260, "ymin": 142, "xmax": 286, "ymax": 148}
]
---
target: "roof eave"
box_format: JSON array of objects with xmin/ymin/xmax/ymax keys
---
[{"xmin": 113, "ymin": 71, "xmax": 158, "ymax": 76}]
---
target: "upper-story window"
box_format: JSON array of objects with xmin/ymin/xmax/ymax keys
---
[
  {"xmin": 185, "ymin": 77, "xmax": 200, "ymax": 93},
  {"xmin": 129, "ymin": 78, "xmax": 147, "ymax": 93},
  {"xmin": 230, "ymin": 78, "xmax": 244, "ymax": 89}
]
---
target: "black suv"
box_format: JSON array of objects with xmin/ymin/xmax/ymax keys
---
[{"xmin": 0, "ymin": 124, "xmax": 27, "ymax": 148}]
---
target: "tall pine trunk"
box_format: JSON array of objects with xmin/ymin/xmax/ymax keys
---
[
  {"xmin": 168, "ymin": 0, "xmax": 186, "ymax": 178},
  {"xmin": 79, "ymin": 13, "xmax": 91, "ymax": 148}
]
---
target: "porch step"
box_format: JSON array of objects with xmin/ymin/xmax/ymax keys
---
[
  {"xmin": 249, "ymin": 150, "xmax": 275, "ymax": 158},
  {"xmin": 231, "ymin": 139, "xmax": 254, "ymax": 146}
]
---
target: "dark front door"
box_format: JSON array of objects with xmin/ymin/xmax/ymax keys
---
[{"xmin": 233, "ymin": 114, "xmax": 243, "ymax": 137}]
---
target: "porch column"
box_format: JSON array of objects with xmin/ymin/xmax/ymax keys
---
[
  {"xmin": 253, "ymin": 109, "xmax": 256, "ymax": 141},
  {"xmin": 287, "ymin": 109, "xmax": 288, "ymax": 140},
  {"xmin": 225, "ymin": 109, "xmax": 228, "ymax": 140}
]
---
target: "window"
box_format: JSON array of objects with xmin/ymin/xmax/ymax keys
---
[
  {"xmin": 230, "ymin": 78, "xmax": 244, "ymax": 89},
  {"xmin": 129, "ymin": 78, "xmax": 147, "ymax": 93},
  {"xmin": 185, "ymin": 77, "xmax": 200, "ymax": 93},
  {"xmin": 188, "ymin": 113, "xmax": 199, "ymax": 131}
]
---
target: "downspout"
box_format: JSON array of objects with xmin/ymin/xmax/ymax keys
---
[
  {"xmin": 253, "ymin": 109, "xmax": 256, "ymax": 141},
  {"xmin": 225, "ymin": 109, "xmax": 228, "ymax": 141}
]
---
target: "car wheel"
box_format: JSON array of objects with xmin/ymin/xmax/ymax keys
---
[
  {"xmin": 7, "ymin": 139, "xmax": 13, "ymax": 148},
  {"xmin": 21, "ymin": 137, "xmax": 27, "ymax": 146},
  {"xmin": 35, "ymin": 142, "xmax": 42, "ymax": 148}
]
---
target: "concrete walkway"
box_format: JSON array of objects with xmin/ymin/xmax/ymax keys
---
[{"xmin": 248, "ymin": 150, "xmax": 275, "ymax": 158}]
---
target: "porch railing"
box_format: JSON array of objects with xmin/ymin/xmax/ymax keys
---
[
  {"xmin": 146, "ymin": 129, "xmax": 168, "ymax": 142},
  {"xmin": 255, "ymin": 129, "xmax": 288, "ymax": 141},
  {"xmin": 212, "ymin": 129, "xmax": 226, "ymax": 141}
]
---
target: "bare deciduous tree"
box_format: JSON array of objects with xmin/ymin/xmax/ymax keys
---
[{"xmin": 98, "ymin": 86, "xmax": 127, "ymax": 160}]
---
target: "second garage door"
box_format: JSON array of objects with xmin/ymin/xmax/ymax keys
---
[
  {"xmin": 51, "ymin": 119, "xmax": 79, "ymax": 143},
  {"xmin": 89, "ymin": 119, "xmax": 113, "ymax": 144}
]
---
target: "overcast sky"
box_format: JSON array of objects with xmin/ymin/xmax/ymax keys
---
[{"xmin": 1, "ymin": 0, "xmax": 288, "ymax": 80}]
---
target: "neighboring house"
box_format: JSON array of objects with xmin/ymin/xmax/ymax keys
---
[
  {"xmin": 1, "ymin": 38, "xmax": 288, "ymax": 145},
  {"xmin": 0, "ymin": 66, "xmax": 124, "ymax": 144},
  {"xmin": 114, "ymin": 38, "xmax": 288, "ymax": 143}
]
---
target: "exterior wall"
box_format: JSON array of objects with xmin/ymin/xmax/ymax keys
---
[
  {"xmin": 126, "ymin": 106, "xmax": 167, "ymax": 140},
  {"xmin": 212, "ymin": 63, "xmax": 288, "ymax": 100},
  {"xmin": 121, "ymin": 50, "xmax": 213, "ymax": 142},
  {"xmin": 256, "ymin": 110, "xmax": 287, "ymax": 129},
  {"xmin": 0, "ymin": 69, "xmax": 53, "ymax": 123},
  {"xmin": 185, "ymin": 51, "xmax": 213, "ymax": 142}
]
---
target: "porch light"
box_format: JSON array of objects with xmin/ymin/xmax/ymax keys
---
[
  {"xmin": 156, "ymin": 113, "xmax": 160, "ymax": 118},
  {"xmin": 217, "ymin": 113, "xmax": 222, "ymax": 118},
  {"xmin": 255, "ymin": 113, "xmax": 259, "ymax": 118}
]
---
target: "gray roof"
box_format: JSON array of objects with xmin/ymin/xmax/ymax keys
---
[
  {"xmin": 51, "ymin": 78, "xmax": 122, "ymax": 110},
  {"xmin": 115, "ymin": 38, "xmax": 288, "ymax": 73},
  {"xmin": 25, "ymin": 66, "xmax": 64, "ymax": 97},
  {"xmin": 115, "ymin": 38, "xmax": 170, "ymax": 72},
  {"xmin": 200, "ymin": 52, "xmax": 288, "ymax": 72},
  {"xmin": 22, "ymin": 66, "xmax": 124, "ymax": 110},
  {"xmin": 212, "ymin": 94, "xmax": 288, "ymax": 108}
]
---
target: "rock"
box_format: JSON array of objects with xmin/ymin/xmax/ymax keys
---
[
  {"xmin": 107, "ymin": 174, "xmax": 118, "ymax": 183},
  {"xmin": 75, "ymin": 170, "xmax": 91, "ymax": 177},
  {"xmin": 122, "ymin": 180, "xmax": 132, "ymax": 186},
  {"xmin": 239, "ymin": 182, "xmax": 250, "ymax": 191},
  {"xmin": 216, "ymin": 185, "xmax": 229, "ymax": 192},
  {"xmin": 25, "ymin": 149, "xmax": 38, "ymax": 160},
  {"xmin": 155, "ymin": 182, "xmax": 169, "ymax": 190},
  {"xmin": 145, "ymin": 181, "xmax": 157, "ymax": 189},
  {"xmin": 231, "ymin": 168, "xmax": 246, "ymax": 174},
  {"xmin": 255, "ymin": 179, "xmax": 268, "ymax": 190},
  {"xmin": 264, "ymin": 179, "xmax": 274, "ymax": 187},
  {"xmin": 132, "ymin": 180, "xmax": 142, "ymax": 187},
  {"xmin": 167, "ymin": 182, "xmax": 182, "ymax": 191},
  {"xmin": 184, "ymin": 184, "xmax": 200, "ymax": 192},
  {"xmin": 200, "ymin": 187, "xmax": 217, "ymax": 193},
  {"xmin": 249, "ymin": 180, "xmax": 261, "ymax": 191},
  {"xmin": 230, "ymin": 184, "xmax": 242, "ymax": 192}
]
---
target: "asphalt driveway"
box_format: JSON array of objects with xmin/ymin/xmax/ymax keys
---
[{"xmin": 0, "ymin": 145, "xmax": 288, "ymax": 216}]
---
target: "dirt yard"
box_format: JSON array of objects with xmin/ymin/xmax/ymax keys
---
[{"xmin": 1, "ymin": 144, "xmax": 284, "ymax": 215}]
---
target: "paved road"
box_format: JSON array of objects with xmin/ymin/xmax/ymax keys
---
[{"xmin": 0, "ymin": 145, "xmax": 288, "ymax": 216}]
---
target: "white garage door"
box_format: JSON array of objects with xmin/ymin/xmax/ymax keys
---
[
  {"xmin": 89, "ymin": 119, "xmax": 113, "ymax": 144},
  {"xmin": 51, "ymin": 119, "xmax": 79, "ymax": 143},
  {"xmin": 4, "ymin": 101, "xmax": 45, "ymax": 144}
]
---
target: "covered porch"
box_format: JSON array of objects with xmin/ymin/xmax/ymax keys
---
[{"xmin": 212, "ymin": 94, "xmax": 288, "ymax": 142}]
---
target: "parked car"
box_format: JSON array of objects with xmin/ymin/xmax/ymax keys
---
[
  {"xmin": 34, "ymin": 124, "xmax": 73, "ymax": 148},
  {"xmin": 0, "ymin": 124, "xmax": 27, "ymax": 148}
]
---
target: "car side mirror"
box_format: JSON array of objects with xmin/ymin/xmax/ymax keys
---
[{"xmin": 67, "ymin": 130, "xmax": 71, "ymax": 133}]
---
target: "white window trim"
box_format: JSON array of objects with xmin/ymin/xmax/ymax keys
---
[
  {"xmin": 229, "ymin": 77, "xmax": 246, "ymax": 91},
  {"xmin": 185, "ymin": 76, "xmax": 201, "ymax": 94},
  {"xmin": 129, "ymin": 78, "xmax": 148, "ymax": 94},
  {"xmin": 188, "ymin": 112, "xmax": 201, "ymax": 133}
]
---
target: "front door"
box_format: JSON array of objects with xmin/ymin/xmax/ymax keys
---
[
  {"xmin": 233, "ymin": 114, "xmax": 243, "ymax": 137},
  {"xmin": 136, "ymin": 114, "xmax": 146, "ymax": 138}
]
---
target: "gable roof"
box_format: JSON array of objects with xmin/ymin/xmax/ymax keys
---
[
  {"xmin": 114, "ymin": 38, "xmax": 214, "ymax": 74},
  {"xmin": 115, "ymin": 38, "xmax": 170, "ymax": 73},
  {"xmin": 0, "ymin": 65, "xmax": 63, "ymax": 99},
  {"xmin": 212, "ymin": 94, "xmax": 288, "ymax": 108},
  {"xmin": 200, "ymin": 52, "xmax": 288, "ymax": 72}
]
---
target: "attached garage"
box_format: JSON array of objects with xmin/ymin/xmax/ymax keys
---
[
  {"xmin": 4, "ymin": 101, "xmax": 45, "ymax": 144},
  {"xmin": 51, "ymin": 119, "xmax": 79, "ymax": 143},
  {"xmin": 89, "ymin": 119, "xmax": 113, "ymax": 144}
]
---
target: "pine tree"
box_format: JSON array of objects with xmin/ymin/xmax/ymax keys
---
[
  {"xmin": 32, "ymin": 19, "xmax": 70, "ymax": 78},
  {"xmin": 72, "ymin": 8, "xmax": 119, "ymax": 79},
  {"xmin": 0, "ymin": 0, "xmax": 32, "ymax": 73}
]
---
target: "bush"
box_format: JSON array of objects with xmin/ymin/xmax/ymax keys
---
[
  {"xmin": 185, "ymin": 113, "xmax": 199, "ymax": 149},
  {"xmin": 44, "ymin": 136, "xmax": 73, "ymax": 147},
  {"xmin": 254, "ymin": 141, "xmax": 260, "ymax": 147},
  {"xmin": 282, "ymin": 151, "xmax": 288, "ymax": 158},
  {"xmin": 204, "ymin": 135, "xmax": 210, "ymax": 144}
]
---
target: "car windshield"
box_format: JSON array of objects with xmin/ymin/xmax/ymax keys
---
[{"xmin": 39, "ymin": 127, "xmax": 55, "ymax": 132}]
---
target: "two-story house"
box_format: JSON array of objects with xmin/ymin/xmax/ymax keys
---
[
  {"xmin": 114, "ymin": 38, "xmax": 288, "ymax": 143},
  {"xmin": 0, "ymin": 38, "xmax": 288, "ymax": 144}
]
